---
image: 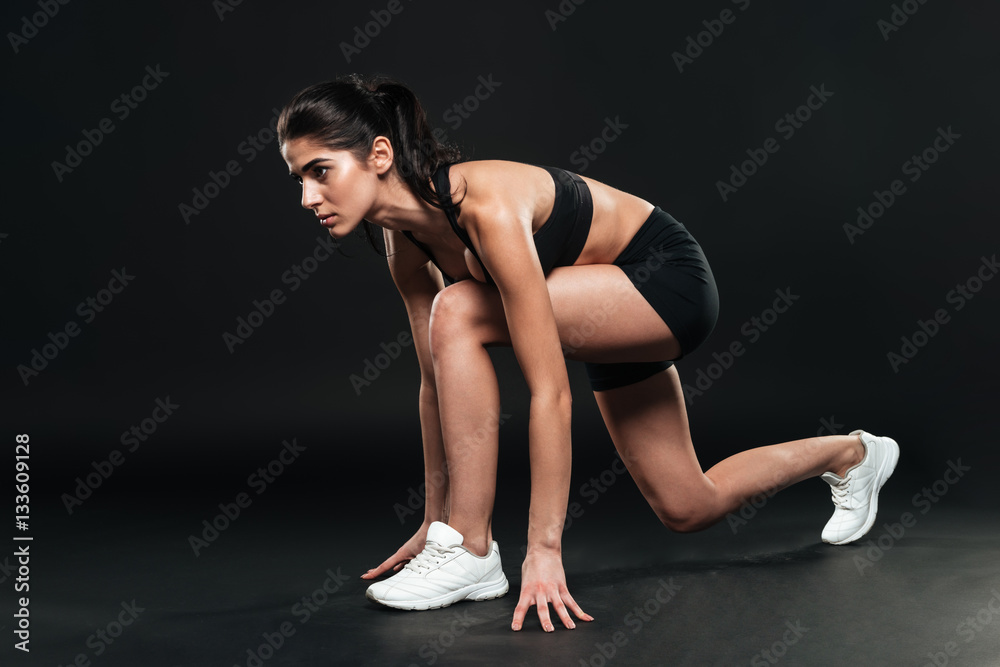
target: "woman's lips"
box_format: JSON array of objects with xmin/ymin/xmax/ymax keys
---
[{"xmin": 320, "ymin": 215, "xmax": 336, "ymax": 228}]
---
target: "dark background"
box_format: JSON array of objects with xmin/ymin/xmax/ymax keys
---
[{"xmin": 2, "ymin": 0, "xmax": 998, "ymax": 664}]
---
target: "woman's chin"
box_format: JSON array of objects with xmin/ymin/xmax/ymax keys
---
[{"xmin": 325, "ymin": 221, "xmax": 350, "ymax": 239}]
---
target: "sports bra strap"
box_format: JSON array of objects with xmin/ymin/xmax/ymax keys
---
[{"xmin": 433, "ymin": 164, "xmax": 494, "ymax": 284}]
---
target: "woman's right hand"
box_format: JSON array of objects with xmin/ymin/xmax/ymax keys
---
[{"xmin": 360, "ymin": 523, "xmax": 431, "ymax": 580}]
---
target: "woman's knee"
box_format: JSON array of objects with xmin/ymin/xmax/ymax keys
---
[
  {"xmin": 428, "ymin": 282, "xmax": 497, "ymax": 357},
  {"xmin": 650, "ymin": 492, "xmax": 720, "ymax": 533},
  {"xmin": 656, "ymin": 507, "xmax": 715, "ymax": 533}
]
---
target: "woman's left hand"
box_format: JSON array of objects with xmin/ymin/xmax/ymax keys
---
[{"xmin": 512, "ymin": 548, "xmax": 594, "ymax": 632}]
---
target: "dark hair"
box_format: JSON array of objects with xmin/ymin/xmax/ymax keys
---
[{"xmin": 277, "ymin": 73, "xmax": 464, "ymax": 255}]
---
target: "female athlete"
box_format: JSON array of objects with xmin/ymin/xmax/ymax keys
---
[{"xmin": 277, "ymin": 73, "xmax": 899, "ymax": 633}]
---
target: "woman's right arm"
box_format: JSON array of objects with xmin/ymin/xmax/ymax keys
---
[{"xmin": 362, "ymin": 229, "xmax": 446, "ymax": 579}]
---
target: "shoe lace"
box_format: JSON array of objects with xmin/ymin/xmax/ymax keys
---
[
  {"xmin": 404, "ymin": 542, "xmax": 455, "ymax": 574},
  {"xmin": 829, "ymin": 478, "xmax": 853, "ymax": 509}
]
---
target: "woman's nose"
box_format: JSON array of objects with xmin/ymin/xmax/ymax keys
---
[{"xmin": 301, "ymin": 181, "xmax": 323, "ymax": 210}]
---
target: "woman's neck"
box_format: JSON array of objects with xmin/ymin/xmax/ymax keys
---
[{"xmin": 366, "ymin": 170, "xmax": 447, "ymax": 236}]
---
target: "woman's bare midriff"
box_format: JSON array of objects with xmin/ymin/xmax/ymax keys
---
[{"xmin": 414, "ymin": 160, "xmax": 656, "ymax": 282}]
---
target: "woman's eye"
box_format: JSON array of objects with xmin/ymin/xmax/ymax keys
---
[{"xmin": 313, "ymin": 166, "xmax": 328, "ymax": 178}]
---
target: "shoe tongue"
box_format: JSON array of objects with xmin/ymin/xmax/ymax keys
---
[
  {"xmin": 820, "ymin": 472, "xmax": 844, "ymax": 487},
  {"xmin": 426, "ymin": 521, "xmax": 464, "ymax": 548}
]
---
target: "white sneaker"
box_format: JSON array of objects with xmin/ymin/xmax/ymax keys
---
[
  {"xmin": 366, "ymin": 521, "xmax": 509, "ymax": 610},
  {"xmin": 820, "ymin": 429, "xmax": 900, "ymax": 545}
]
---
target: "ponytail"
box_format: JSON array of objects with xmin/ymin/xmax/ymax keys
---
[{"xmin": 277, "ymin": 74, "xmax": 464, "ymax": 254}]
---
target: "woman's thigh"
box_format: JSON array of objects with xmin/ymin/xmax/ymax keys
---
[{"xmin": 441, "ymin": 264, "xmax": 683, "ymax": 363}]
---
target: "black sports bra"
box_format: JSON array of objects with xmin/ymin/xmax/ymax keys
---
[{"xmin": 401, "ymin": 162, "xmax": 594, "ymax": 286}]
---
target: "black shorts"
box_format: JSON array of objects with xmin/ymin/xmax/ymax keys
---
[{"xmin": 583, "ymin": 206, "xmax": 720, "ymax": 391}]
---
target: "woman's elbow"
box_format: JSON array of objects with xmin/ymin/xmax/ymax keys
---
[{"xmin": 531, "ymin": 385, "xmax": 572, "ymax": 411}]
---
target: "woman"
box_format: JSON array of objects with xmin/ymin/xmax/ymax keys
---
[{"xmin": 277, "ymin": 74, "xmax": 899, "ymax": 633}]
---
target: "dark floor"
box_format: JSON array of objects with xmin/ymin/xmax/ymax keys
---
[{"xmin": 14, "ymin": 476, "xmax": 1000, "ymax": 667}]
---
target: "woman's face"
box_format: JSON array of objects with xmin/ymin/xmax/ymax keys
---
[{"xmin": 282, "ymin": 136, "xmax": 379, "ymax": 239}]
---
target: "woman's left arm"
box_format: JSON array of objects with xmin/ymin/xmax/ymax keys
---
[{"xmin": 466, "ymin": 202, "xmax": 594, "ymax": 632}]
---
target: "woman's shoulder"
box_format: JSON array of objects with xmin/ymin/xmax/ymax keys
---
[
  {"xmin": 447, "ymin": 158, "xmax": 547, "ymax": 180},
  {"xmin": 446, "ymin": 159, "xmax": 550, "ymax": 216}
]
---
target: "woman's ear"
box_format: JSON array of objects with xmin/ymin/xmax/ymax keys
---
[{"xmin": 370, "ymin": 136, "xmax": 394, "ymax": 174}]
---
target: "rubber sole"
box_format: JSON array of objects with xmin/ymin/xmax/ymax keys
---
[{"xmin": 366, "ymin": 576, "xmax": 510, "ymax": 611}]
